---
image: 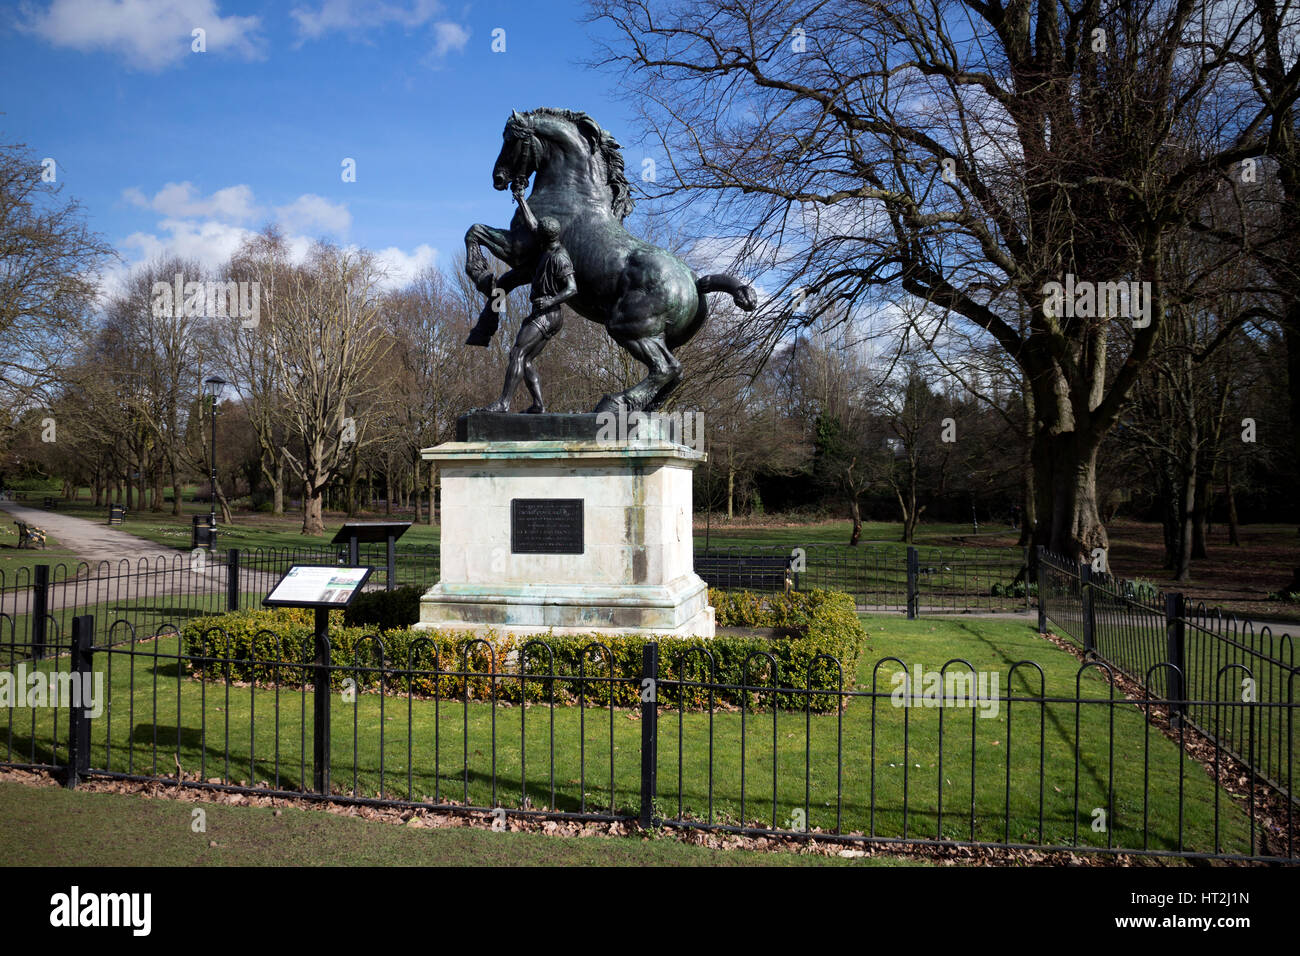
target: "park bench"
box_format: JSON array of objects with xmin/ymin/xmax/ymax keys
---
[
  {"xmin": 14, "ymin": 521, "xmax": 46, "ymax": 549},
  {"xmin": 694, "ymin": 552, "xmax": 793, "ymax": 592},
  {"xmin": 107, "ymin": 505, "xmax": 127, "ymax": 525},
  {"xmin": 42, "ymin": 496, "xmax": 59, "ymax": 509}
]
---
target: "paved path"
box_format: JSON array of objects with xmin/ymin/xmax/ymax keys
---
[
  {"xmin": 0, "ymin": 501, "xmax": 224, "ymax": 622},
  {"xmin": 1, "ymin": 500, "xmax": 176, "ymax": 566}
]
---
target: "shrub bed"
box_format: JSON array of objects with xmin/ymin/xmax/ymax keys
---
[{"xmin": 180, "ymin": 588, "xmax": 866, "ymax": 712}]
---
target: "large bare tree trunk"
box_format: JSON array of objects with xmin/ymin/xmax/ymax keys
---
[
  {"xmin": 345, "ymin": 456, "xmax": 360, "ymax": 517},
  {"xmin": 1031, "ymin": 430, "xmax": 1108, "ymax": 561},
  {"xmin": 214, "ymin": 475, "xmax": 234, "ymax": 524},
  {"xmin": 1175, "ymin": 449, "xmax": 1197, "ymax": 583},
  {"xmin": 169, "ymin": 462, "xmax": 181, "ymax": 516},
  {"xmin": 1191, "ymin": 468, "xmax": 1211, "ymax": 560},
  {"xmin": 302, "ymin": 490, "xmax": 324, "ymax": 536},
  {"xmin": 273, "ymin": 456, "xmax": 284, "ymax": 515}
]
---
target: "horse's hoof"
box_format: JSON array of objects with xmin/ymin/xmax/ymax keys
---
[
  {"xmin": 594, "ymin": 394, "xmax": 622, "ymax": 414},
  {"xmin": 524, "ymin": 404, "xmax": 545, "ymax": 414}
]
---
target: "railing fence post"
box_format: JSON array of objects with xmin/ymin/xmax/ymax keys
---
[
  {"xmin": 32, "ymin": 564, "xmax": 49, "ymax": 660},
  {"xmin": 312, "ymin": 606, "xmax": 331, "ymax": 794},
  {"xmin": 226, "ymin": 548, "xmax": 240, "ymax": 612},
  {"xmin": 1164, "ymin": 591, "xmax": 1187, "ymax": 729},
  {"xmin": 1080, "ymin": 563, "xmax": 1095, "ymax": 654},
  {"xmin": 639, "ymin": 641, "xmax": 659, "ymax": 828},
  {"xmin": 386, "ymin": 536, "xmax": 396, "ymax": 591},
  {"xmin": 906, "ymin": 546, "xmax": 919, "ymax": 620},
  {"xmin": 66, "ymin": 614, "xmax": 94, "ymax": 789}
]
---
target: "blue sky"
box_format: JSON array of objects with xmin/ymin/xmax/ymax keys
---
[{"xmin": 1, "ymin": 0, "xmax": 645, "ymax": 290}]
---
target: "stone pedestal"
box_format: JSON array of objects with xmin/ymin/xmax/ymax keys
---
[{"xmin": 416, "ymin": 413, "xmax": 714, "ymax": 639}]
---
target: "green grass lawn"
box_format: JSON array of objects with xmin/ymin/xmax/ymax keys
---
[
  {"xmin": 0, "ymin": 779, "xmax": 902, "ymax": 866},
  {"xmin": 1, "ymin": 615, "xmax": 1261, "ymax": 859}
]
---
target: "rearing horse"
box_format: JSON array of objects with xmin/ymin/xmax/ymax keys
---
[{"xmin": 464, "ymin": 108, "xmax": 757, "ymax": 413}]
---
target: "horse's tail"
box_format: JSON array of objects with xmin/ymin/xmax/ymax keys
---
[{"xmin": 671, "ymin": 274, "xmax": 757, "ymax": 349}]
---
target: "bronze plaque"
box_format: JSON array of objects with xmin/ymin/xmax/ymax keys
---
[{"xmin": 510, "ymin": 498, "xmax": 584, "ymax": 554}]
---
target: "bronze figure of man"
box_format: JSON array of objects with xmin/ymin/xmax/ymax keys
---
[{"xmin": 480, "ymin": 186, "xmax": 577, "ymax": 413}]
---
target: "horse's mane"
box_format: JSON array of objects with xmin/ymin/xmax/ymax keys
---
[{"xmin": 523, "ymin": 107, "xmax": 635, "ymax": 222}]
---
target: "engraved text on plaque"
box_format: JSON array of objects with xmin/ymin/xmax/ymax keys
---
[{"xmin": 510, "ymin": 498, "xmax": 584, "ymax": 554}]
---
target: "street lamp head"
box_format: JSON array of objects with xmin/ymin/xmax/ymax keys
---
[{"xmin": 204, "ymin": 375, "xmax": 227, "ymax": 400}]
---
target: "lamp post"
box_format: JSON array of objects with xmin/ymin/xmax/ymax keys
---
[{"xmin": 205, "ymin": 376, "xmax": 226, "ymax": 541}]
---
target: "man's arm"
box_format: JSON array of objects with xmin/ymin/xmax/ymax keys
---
[
  {"xmin": 512, "ymin": 185, "xmax": 539, "ymax": 233},
  {"xmin": 530, "ymin": 251, "xmax": 577, "ymax": 314},
  {"xmin": 534, "ymin": 268, "xmax": 577, "ymax": 313}
]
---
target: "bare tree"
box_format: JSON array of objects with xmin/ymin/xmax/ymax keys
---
[
  {"xmin": 224, "ymin": 227, "xmax": 294, "ymax": 514},
  {"xmin": 0, "ymin": 140, "xmax": 113, "ymax": 437},
  {"xmin": 590, "ymin": 0, "xmax": 1299, "ymax": 562},
  {"xmin": 272, "ymin": 243, "xmax": 391, "ymax": 536}
]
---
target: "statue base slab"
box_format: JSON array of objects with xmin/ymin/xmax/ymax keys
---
[{"xmin": 416, "ymin": 421, "xmax": 714, "ymax": 640}]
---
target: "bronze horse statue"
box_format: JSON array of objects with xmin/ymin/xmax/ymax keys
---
[{"xmin": 464, "ymin": 108, "xmax": 757, "ymax": 413}]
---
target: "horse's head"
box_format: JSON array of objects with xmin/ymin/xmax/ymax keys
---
[
  {"xmin": 490, "ymin": 109, "xmax": 635, "ymax": 220},
  {"xmin": 493, "ymin": 110, "xmax": 539, "ymax": 192}
]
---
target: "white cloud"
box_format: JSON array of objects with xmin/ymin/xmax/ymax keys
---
[
  {"xmin": 120, "ymin": 217, "xmax": 253, "ymax": 268},
  {"xmin": 372, "ymin": 243, "xmax": 438, "ymax": 287},
  {"xmin": 110, "ymin": 181, "xmax": 432, "ymax": 296},
  {"xmin": 290, "ymin": 0, "xmax": 443, "ymax": 39},
  {"xmin": 19, "ymin": 0, "xmax": 265, "ymax": 71},
  {"xmin": 274, "ymin": 194, "xmax": 352, "ymax": 235},
  {"xmin": 116, "ymin": 182, "xmax": 332, "ymax": 277},
  {"xmin": 125, "ymin": 181, "xmax": 261, "ymax": 221},
  {"xmin": 430, "ymin": 20, "xmax": 468, "ymax": 57},
  {"xmin": 288, "ymin": 0, "xmax": 468, "ymax": 62}
]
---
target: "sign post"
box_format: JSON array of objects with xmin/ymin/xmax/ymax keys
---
[
  {"xmin": 331, "ymin": 522, "xmax": 412, "ymax": 591},
  {"xmin": 263, "ymin": 564, "xmax": 374, "ymax": 795}
]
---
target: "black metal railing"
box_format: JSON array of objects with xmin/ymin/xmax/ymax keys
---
[
  {"xmin": 1038, "ymin": 547, "xmax": 1297, "ymax": 801},
  {"xmin": 0, "ymin": 546, "xmax": 443, "ymax": 666},
  {"xmin": 692, "ymin": 543, "xmax": 1031, "ymax": 615},
  {"xmin": 5, "ymin": 615, "xmax": 1293, "ymax": 862},
  {"xmin": 0, "ymin": 542, "xmax": 1033, "ymax": 669}
]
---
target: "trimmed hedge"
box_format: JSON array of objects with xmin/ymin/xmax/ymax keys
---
[
  {"xmin": 342, "ymin": 584, "xmax": 424, "ymax": 630},
  {"xmin": 180, "ymin": 588, "xmax": 866, "ymax": 712}
]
